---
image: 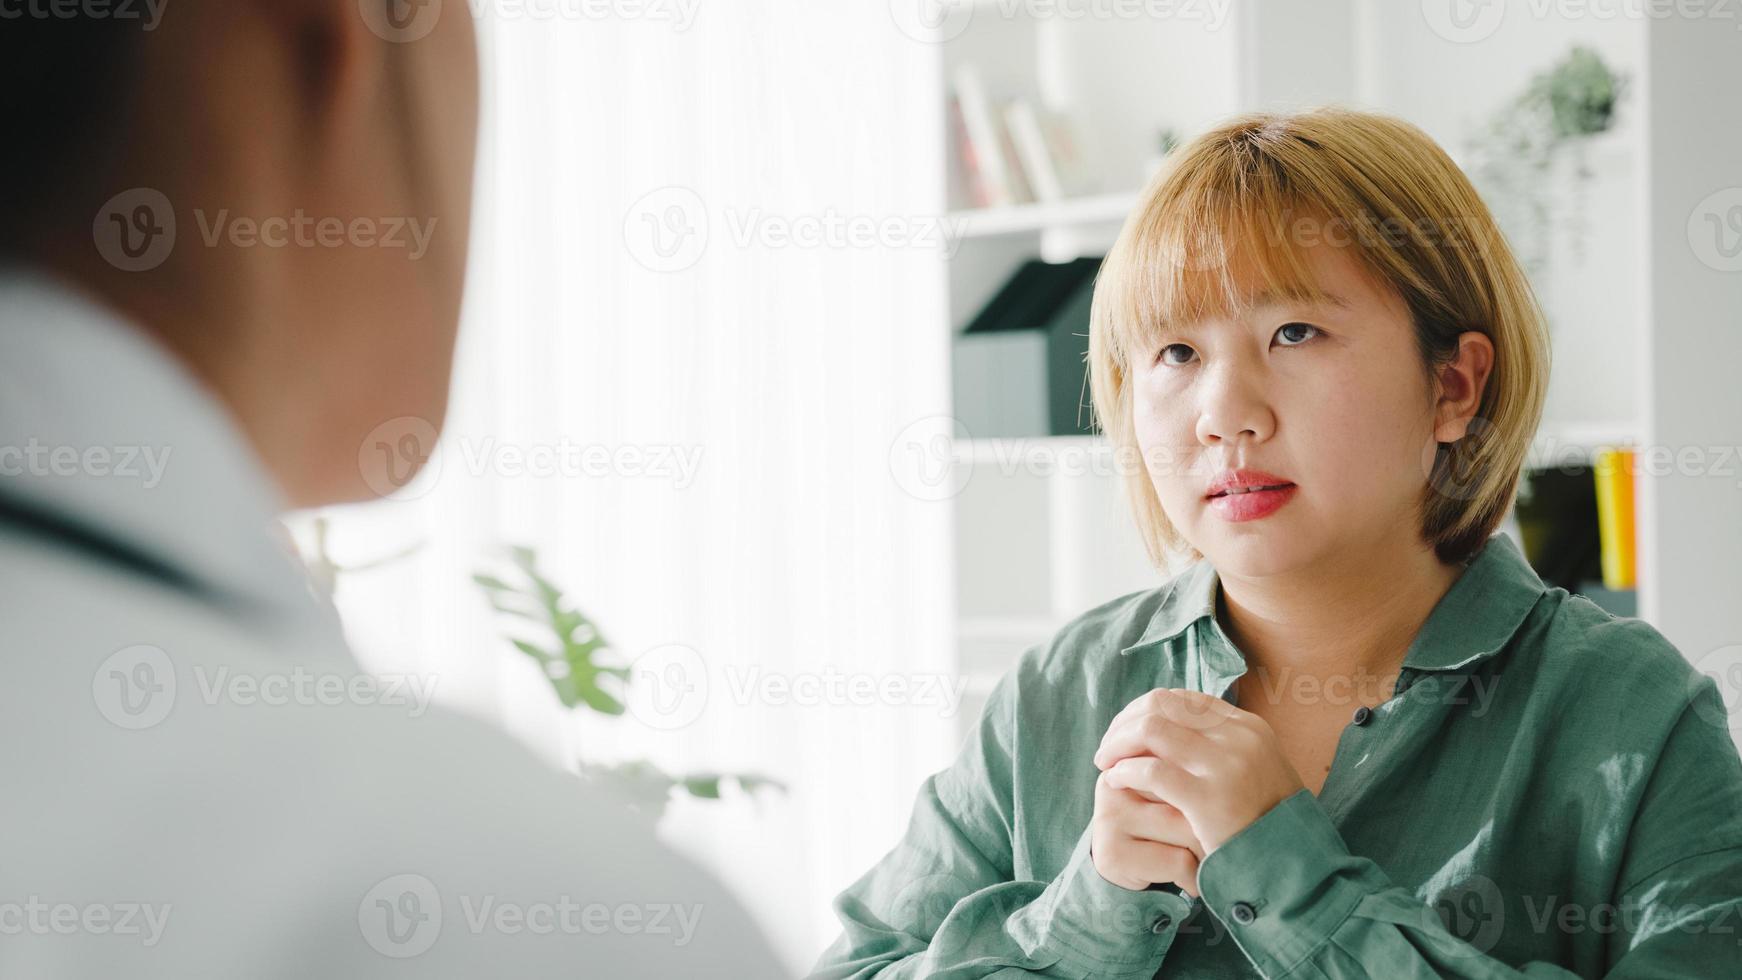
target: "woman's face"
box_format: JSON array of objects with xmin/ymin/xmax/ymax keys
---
[{"xmin": 1130, "ymin": 241, "xmax": 1444, "ymax": 578}]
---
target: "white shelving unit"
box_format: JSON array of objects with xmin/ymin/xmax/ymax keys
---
[
  {"xmin": 939, "ymin": 5, "xmax": 1240, "ymax": 331},
  {"xmin": 934, "ymin": 8, "xmax": 1290, "ymax": 732},
  {"xmin": 946, "ymin": 191, "xmax": 1141, "ymax": 240},
  {"xmin": 950, "ymin": 436, "xmax": 1163, "ymax": 728}
]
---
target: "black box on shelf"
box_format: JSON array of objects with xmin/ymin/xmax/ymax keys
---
[{"xmin": 951, "ymin": 257, "xmax": 1102, "ymax": 438}]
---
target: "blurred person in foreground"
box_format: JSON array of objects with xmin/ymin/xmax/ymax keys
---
[{"xmin": 0, "ymin": 2, "xmax": 788, "ymax": 976}]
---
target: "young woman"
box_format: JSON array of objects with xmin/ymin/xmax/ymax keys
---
[{"xmin": 810, "ymin": 108, "xmax": 1742, "ymax": 978}]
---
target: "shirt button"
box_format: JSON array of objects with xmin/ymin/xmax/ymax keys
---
[
  {"xmin": 1231, "ymin": 901, "xmax": 1257, "ymax": 924},
  {"xmin": 1352, "ymin": 705, "xmax": 1373, "ymax": 726},
  {"xmin": 1150, "ymin": 913, "xmax": 1173, "ymax": 933}
]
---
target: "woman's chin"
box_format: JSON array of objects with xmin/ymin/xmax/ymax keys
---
[{"xmin": 1194, "ymin": 519, "xmax": 1323, "ymax": 577}]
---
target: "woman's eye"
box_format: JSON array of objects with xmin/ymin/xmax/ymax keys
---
[
  {"xmin": 1156, "ymin": 343, "xmax": 1196, "ymax": 367},
  {"xmin": 1275, "ymin": 322, "xmax": 1319, "ymax": 346}
]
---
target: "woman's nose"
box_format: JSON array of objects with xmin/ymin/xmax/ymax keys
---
[{"xmin": 1195, "ymin": 367, "xmax": 1276, "ymax": 447}]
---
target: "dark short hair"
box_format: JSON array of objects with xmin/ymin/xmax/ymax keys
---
[{"xmin": 0, "ymin": 16, "xmax": 141, "ymax": 256}]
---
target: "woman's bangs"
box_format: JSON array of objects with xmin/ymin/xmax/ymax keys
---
[{"xmin": 1108, "ymin": 184, "xmax": 1343, "ymax": 366}]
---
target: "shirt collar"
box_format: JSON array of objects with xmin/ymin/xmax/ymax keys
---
[
  {"xmin": 0, "ymin": 267, "xmax": 340, "ymax": 640},
  {"xmin": 1120, "ymin": 533, "xmax": 1547, "ymax": 673}
]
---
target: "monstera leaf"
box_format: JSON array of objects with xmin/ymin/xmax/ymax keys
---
[
  {"xmin": 473, "ymin": 547, "xmax": 629, "ymax": 714},
  {"xmin": 474, "ymin": 548, "xmax": 786, "ymax": 822}
]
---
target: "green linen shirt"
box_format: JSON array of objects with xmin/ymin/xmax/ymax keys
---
[{"xmin": 810, "ymin": 533, "xmax": 1742, "ymax": 978}]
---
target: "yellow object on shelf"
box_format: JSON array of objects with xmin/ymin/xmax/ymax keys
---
[{"xmin": 1592, "ymin": 447, "xmax": 1637, "ymax": 590}]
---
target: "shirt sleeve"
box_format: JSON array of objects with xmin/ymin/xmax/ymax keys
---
[
  {"xmin": 1191, "ymin": 678, "xmax": 1742, "ymax": 979},
  {"xmin": 807, "ymin": 665, "xmax": 1196, "ymax": 979}
]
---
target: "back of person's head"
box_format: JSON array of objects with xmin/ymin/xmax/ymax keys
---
[
  {"xmin": 0, "ymin": 2, "xmax": 483, "ymax": 509},
  {"xmin": 0, "ymin": 15, "xmax": 140, "ymax": 259}
]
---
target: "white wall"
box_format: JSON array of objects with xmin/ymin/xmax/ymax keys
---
[
  {"xmin": 1352, "ymin": 1, "xmax": 1644, "ymax": 439},
  {"xmin": 1636, "ymin": 18, "xmax": 1742, "ymax": 689}
]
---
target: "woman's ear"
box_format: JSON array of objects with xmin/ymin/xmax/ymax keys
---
[{"xmin": 1433, "ymin": 331, "xmax": 1495, "ymax": 443}]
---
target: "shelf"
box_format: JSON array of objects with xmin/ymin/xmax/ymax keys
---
[
  {"xmin": 947, "ymin": 192, "xmax": 1141, "ymax": 240},
  {"xmin": 1527, "ymin": 424, "xmax": 1642, "ymax": 471}
]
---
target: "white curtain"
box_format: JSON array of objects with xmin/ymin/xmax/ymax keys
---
[{"xmin": 294, "ymin": 2, "xmax": 960, "ymax": 970}]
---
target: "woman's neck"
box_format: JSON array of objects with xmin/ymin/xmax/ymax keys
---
[{"xmin": 1215, "ymin": 540, "xmax": 1463, "ymax": 700}]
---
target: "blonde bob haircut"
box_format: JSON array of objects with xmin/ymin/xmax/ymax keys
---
[{"xmin": 1088, "ymin": 106, "xmax": 1550, "ymax": 569}]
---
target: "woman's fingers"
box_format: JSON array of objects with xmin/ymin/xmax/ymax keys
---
[
  {"xmin": 1125, "ymin": 796, "xmax": 1204, "ymax": 861},
  {"xmin": 1095, "ymin": 772, "xmax": 1205, "ymax": 858},
  {"xmin": 1101, "ymin": 754, "xmax": 1200, "ymax": 817},
  {"xmin": 1091, "ymin": 834, "xmax": 1201, "ymax": 898},
  {"xmin": 1094, "ymin": 708, "xmax": 1219, "ymax": 772}
]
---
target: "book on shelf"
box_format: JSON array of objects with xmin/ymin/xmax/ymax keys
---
[
  {"xmin": 948, "ymin": 97, "xmax": 991, "ymax": 209},
  {"xmin": 1593, "ymin": 447, "xmax": 1637, "ymax": 590},
  {"xmin": 951, "ymin": 64, "xmax": 1016, "ymax": 208},
  {"xmin": 996, "ymin": 106, "xmax": 1037, "ymax": 205},
  {"xmin": 1004, "ymin": 99, "xmax": 1063, "ymax": 203},
  {"xmin": 950, "ymin": 63, "xmax": 1108, "ymax": 210},
  {"xmin": 1037, "ymin": 107, "xmax": 1099, "ymax": 199}
]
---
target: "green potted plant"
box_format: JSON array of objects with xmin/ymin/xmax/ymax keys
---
[
  {"xmin": 474, "ymin": 547, "xmax": 784, "ymax": 824},
  {"xmin": 1465, "ymin": 45, "xmax": 1630, "ymax": 277}
]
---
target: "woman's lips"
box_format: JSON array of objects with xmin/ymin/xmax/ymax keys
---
[{"xmin": 1205, "ymin": 483, "xmax": 1298, "ymax": 522}]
